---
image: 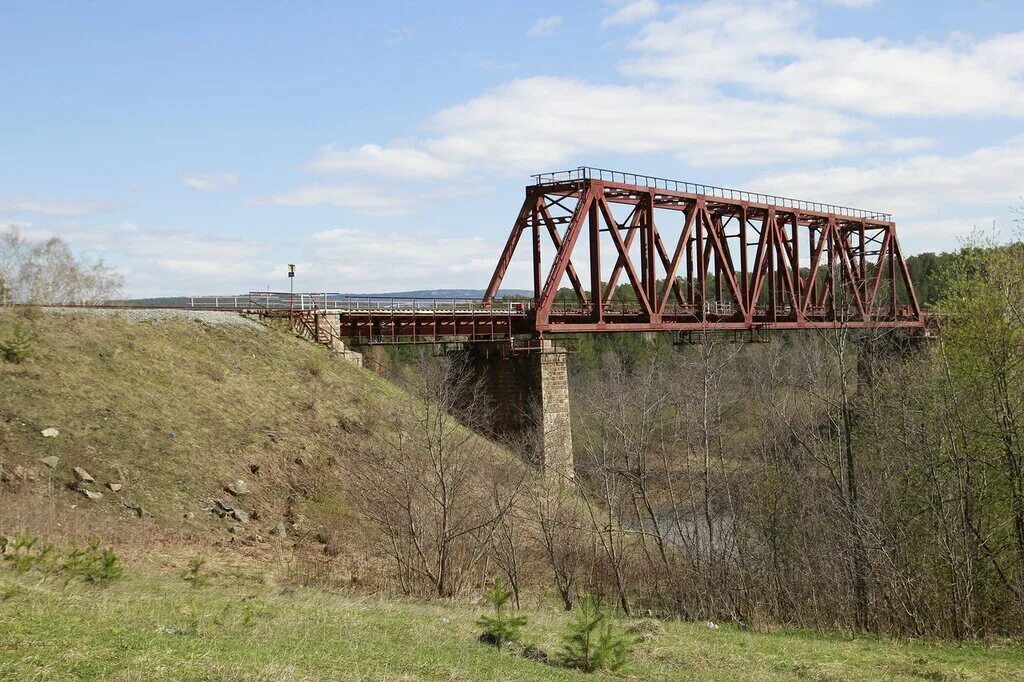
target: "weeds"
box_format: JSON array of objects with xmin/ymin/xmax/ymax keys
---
[
  {"xmin": 181, "ymin": 556, "xmax": 210, "ymax": 588},
  {"xmin": 1, "ymin": 532, "xmax": 55, "ymax": 573},
  {"xmin": 2, "ymin": 532, "xmax": 122, "ymax": 587},
  {"xmin": 61, "ymin": 540, "xmax": 123, "ymax": 586},
  {"xmin": 0, "ymin": 584, "xmax": 18, "ymax": 602}
]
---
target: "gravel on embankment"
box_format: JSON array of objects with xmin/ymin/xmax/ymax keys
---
[{"xmin": 42, "ymin": 307, "xmax": 266, "ymax": 330}]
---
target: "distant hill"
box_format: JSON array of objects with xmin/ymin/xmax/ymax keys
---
[{"xmin": 119, "ymin": 289, "xmax": 533, "ymax": 307}]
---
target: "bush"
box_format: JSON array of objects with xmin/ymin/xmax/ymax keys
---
[
  {"xmin": 1, "ymin": 532, "xmax": 55, "ymax": 573},
  {"xmin": 558, "ymin": 596, "xmax": 632, "ymax": 672},
  {"xmin": 181, "ymin": 556, "xmax": 210, "ymax": 588},
  {"xmin": 61, "ymin": 540, "xmax": 123, "ymax": 587},
  {"xmin": 476, "ymin": 576, "xmax": 527, "ymax": 647},
  {"xmin": 0, "ymin": 325, "xmax": 32, "ymax": 363}
]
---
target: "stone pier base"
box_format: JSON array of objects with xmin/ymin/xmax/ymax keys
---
[{"xmin": 468, "ymin": 340, "xmax": 573, "ymax": 480}]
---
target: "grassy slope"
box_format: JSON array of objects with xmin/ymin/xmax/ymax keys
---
[
  {"xmin": 0, "ymin": 309, "xmax": 402, "ymax": 547},
  {"xmin": 2, "ymin": 567, "xmax": 1022, "ymax": 682},
  {"xmin": 3, "ymin": 309, "xmax": 1023, "ymax": 680}
]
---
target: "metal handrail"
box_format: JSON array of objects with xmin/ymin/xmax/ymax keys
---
[
  {"xmin": 531, "ymin": 166, "xmax": 892, "ymax": 221},
  {"xmin": 243, "ymin": 292, "xmax": 531, "ymax": 314}
]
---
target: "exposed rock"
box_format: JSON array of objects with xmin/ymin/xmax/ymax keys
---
[
  {"xmin": 39, "ymin": 456, "xmax": 60, "ymax": 469},
  {"xmin": 2, "ymin": 465, "xmax": 38, "ymax": 484},
  {"xmin": 122, "ymin": 498, "xmax": 144, "ymax": 517},
  {"xmin": 231, "ymin": 508, "xmax": 250, "ymax": 524},
  {"xmin": 41, "ymin": 427, "xmax": 59, "ymax": 438},
  {"xmin": 215, "ymin": 499, "xmax": 235, "ymax": 513},
  {"xmin": 272, "ymin": 521, "xmax": 289, "ymax": 537},
  {"xmin": 81, "ymin": 489, "xmax": 103, "ymax": 500},
  {"xmin": 108, "ymin": 482, "xmax": 123, "ymax": 493},
  {"xmin": 226, "ymin": 479, "xmax": 250, "ymax": 496},
  {"xmin": 73, "ymin": 467, "xmax": 95, "ymax": 483},
  {"xmin": 229, "ymin": 524, "xmax": 243, "ymax": 534}
]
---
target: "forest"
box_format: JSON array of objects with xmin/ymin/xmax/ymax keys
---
[{"xmin": 360, "ymin": 236, "xmax": 1024, "ymax": 640}]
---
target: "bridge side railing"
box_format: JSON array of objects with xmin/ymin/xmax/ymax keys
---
[{"xmin": 244, "ymin": 292, "xmax": 530, "ymax": 313}]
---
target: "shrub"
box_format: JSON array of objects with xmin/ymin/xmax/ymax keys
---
[
  {"xmin": 0, "ymin": 325, "xmax": 32, "ymax": 363},
  {"xmin": 0, "ymin": 584, "xmax": 19, "ymax": 602},
  {"xmin": 558, "ymin": 596, "xmax": 632, "ymax": 672},
  {"xmin": 61, "ymin": 540, "xmax": 123, "ymax": 587},
  {"xmin": 181, "ymin": 556, "xmax": 210, "ymax": 588},
  {"xmin": 476, "ymin": 576, "xmax": 527, "ymax": 647},
  {"xmin": 1, "ymin": 532, "xmax": 55, "ymax": 574}
]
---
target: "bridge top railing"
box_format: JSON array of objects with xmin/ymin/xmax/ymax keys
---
[
  {"xmin": 531, "ymin": 166, "xmax": 892, "ymax": 222},
  {"xmin": 244, "ymin": 292, "xmax": 529, "ymax": 313}
]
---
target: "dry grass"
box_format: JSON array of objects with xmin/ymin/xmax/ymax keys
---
[{"xmin": 0, "ymin": 308, "xmax": 402, "ymax": 550}]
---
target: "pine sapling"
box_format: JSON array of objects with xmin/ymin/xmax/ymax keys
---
[
  {"xmin": 558, "ymin": 596, "xmax": 631, "ymax": 672},
  {"xmin": 0, "ymin": 325, "xmax": 33, "ymax": 364},
  {"xmin": 476, "ymin": 576, "xmax": 527, "ymax": 647}
]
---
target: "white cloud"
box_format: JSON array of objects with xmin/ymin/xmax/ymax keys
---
[
  {"xmin": 182, "ymin": 172, "xmax": 240, "ymax": 191},
  {"xmin": 306, "ymin": 0, "xmax": 1016, "ymax": 183},
  {"xmin": 307, "ymin": 143, "xmax": 457, "ymax": 179},
  {"xmin": 0, "ymin": 197, "xmax": 116, "ymax": 217},
  {"xmin": 752, "ymin": 135, "xmax": 1024, "ymax": 219},
  {"xmin": 623, "ymin": 0, "xmax": 1024, "ymax": 117},
  {"xmin": 827, "ymin": 0, "xmax": 879, "ymax": 7},
  {"xmin": 262, "ymin": 184, "xmax": 414, "ymax": 217},
  {"xmin": 899, "ymin": 216, "xmax": 997, "ymax": 241},
  {"xmin": 527, "ymin": 16, "xmax": 562, "ymax": 38},
  {"xmin": 307, "ymin": 228, "xmax": 516, "ymax": 292},
  {"xmin": 602, "ymin": 0, "xmax": 660, "ymax": 27},
  {"xmin": 331, "ymin": 77, "xmax": 862, "ymax": 177},
  {"xmin": 6, "ymin": 220, "xmax": 277, "ymax": 297}
]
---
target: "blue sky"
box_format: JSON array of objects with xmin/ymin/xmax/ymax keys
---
[{"xmin": 2, "ymin": 0, "xmax": 1023, "ymax": 296}]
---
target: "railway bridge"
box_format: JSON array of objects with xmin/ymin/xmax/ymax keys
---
[{"xmin": 240, "ymin": 168, "xmax": 926, "ymax": 478}]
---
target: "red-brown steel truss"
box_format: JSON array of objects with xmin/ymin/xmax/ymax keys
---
[
  {"xmin": 482, "ymin": 168, "xmax": 924, "ymax": 336},
  {"xmin": 307, "ymin": 168, "xmax": 924, "ymax": 343}
]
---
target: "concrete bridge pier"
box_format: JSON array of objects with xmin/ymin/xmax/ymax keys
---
[{"xmin": 467, "ymin": 340, "xmax": 574, "ymax": 480}]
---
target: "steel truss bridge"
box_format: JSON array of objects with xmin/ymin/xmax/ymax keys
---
[{"xmin": 148, "ymin": 167, "xmax": 927, "ymax": 345}]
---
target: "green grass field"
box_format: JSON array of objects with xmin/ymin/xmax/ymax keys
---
[{"xmin": 2, "ymin": 566, "xmax": 1022, "ymax": 681}]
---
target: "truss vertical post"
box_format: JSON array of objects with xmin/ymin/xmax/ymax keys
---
[
  {"xmin": 588, "ymin": 194, "xmax": 602, "ymax": 324},
  {"xmin": 532, "ymin": 202, "xmax": 542, "ymax": 300},
  {"xmin": 739, "ymin": 205, "xmax": 749, "ymax": 323}
]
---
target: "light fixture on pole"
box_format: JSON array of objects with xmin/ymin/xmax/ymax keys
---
[{"xmin": 288, "ymin": 264, "xmax": 295, "ymax": 311}]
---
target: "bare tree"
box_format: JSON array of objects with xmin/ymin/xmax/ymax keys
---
[
  {"xmin": 530, "ymin": 475, "xmax": 589, "ymax": 610},
  {"xmin": 0, "ymin": 226, "xmax": 122, "ymax": 304},
  {"xmin": 351, "ymin": 352, "xmax": 516, "ymax": 597}
]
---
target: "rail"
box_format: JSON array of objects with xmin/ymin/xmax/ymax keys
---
[{"xmin": 532, "ymin": 166, "xmax": 892, "ymax": 221}]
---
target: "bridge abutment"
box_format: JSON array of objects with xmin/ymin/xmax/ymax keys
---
[{"xmin": 468, "ymin": 341, "xmax": 574, "ymax": 480}]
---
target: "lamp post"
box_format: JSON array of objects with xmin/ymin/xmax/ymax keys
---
[{"xmin": 288, "ymin": 264, "xmax": 296, "ymax": 312}]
